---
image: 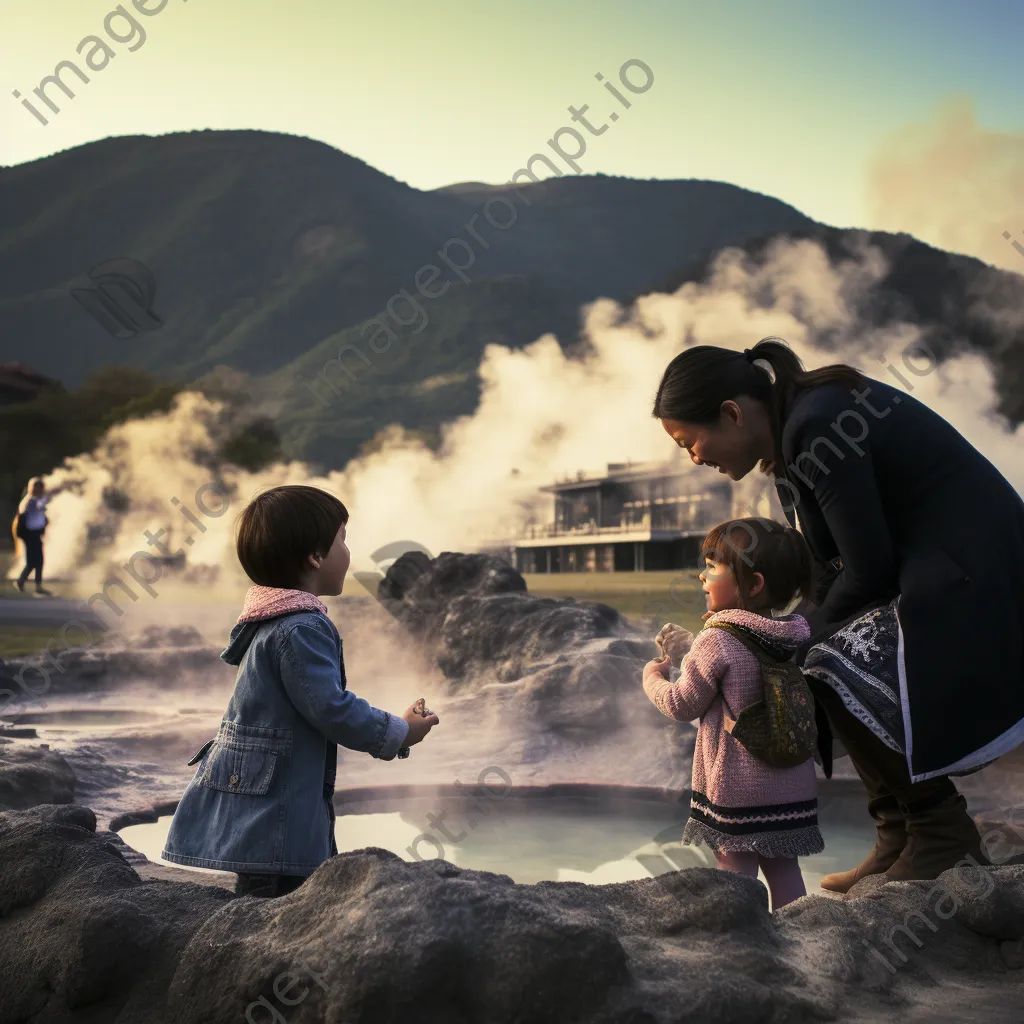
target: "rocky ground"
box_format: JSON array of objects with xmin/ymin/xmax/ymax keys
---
[
  {"xmin": 2, "ymin": 791, "xmax": 1024, "ymax": 1023},
  {"xmin": 2, "ymin": 553, "xmax": 1024, "ymax": 1022}
]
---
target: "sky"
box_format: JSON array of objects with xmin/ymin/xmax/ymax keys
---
[{"xmin": 1, "ymin": 0, "xmax": 1022, "ymax": 262}]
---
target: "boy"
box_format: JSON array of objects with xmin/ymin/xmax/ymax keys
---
[{"xmin": 162, "ymin": 485, "xmax": 438, "ymax": 897}]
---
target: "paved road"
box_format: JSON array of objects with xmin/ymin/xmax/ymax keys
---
[{"xmin": 0, "ymin": 597, "xmax": 106, "ymax": 632}]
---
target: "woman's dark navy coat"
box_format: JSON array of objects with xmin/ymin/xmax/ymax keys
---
[{"xmin": 775, "ymin": 375, "xmax": 1024, "ymax": 782}]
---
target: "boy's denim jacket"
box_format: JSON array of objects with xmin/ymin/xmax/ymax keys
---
[{"xmin": 162, "ymin": 599, "xmax": 409, "ymax": 875}]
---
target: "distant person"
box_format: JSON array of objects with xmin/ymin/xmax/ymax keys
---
[
  {"xmin": 651, "ymin": 337, "xmax": 1024, "ymax": 891},
  {"xmin": 12, "ymin": 476, "xmax": 56, "ymax": 597},
  {"xmin": 161, "ymin": 484, "xmax": 439, "ymax": 898},
  {"xmin": 642, "ymin": 518, "xmax": 820, "ymax": 910}
]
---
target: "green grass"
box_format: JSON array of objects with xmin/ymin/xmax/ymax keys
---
[
  {"xmin": 0, "ymin": 548, "xmax": 98, "ymax": 661},
  {"xmin": 0, "ymin": 626, "xmax": 58, "ymax": 660},
  {"xmin": 522, "ymin": 570, "xmax": 707, "ymax": 636}
]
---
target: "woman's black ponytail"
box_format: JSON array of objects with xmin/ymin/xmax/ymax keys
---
[{"xmin": 653, "ymin": 337, "xmax": 867, "ymax": 476}]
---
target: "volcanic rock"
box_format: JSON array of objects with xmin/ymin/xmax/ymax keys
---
[
  {"xmin": 372, "ymin": 551, "xmax": 691, "ymax": 781},
  {"xmin": 377, "ymin": 551, "xmax": 656, "ymax": 686},
  {"xmin": 0, "ymin": 745, "xmax": 75, "ymax": 811},
  {"xmin": 0, "ymin": 804, "xmax": 234, "ymax": 1023},
  {"xmin": 2, "ymin": 805, "xmax": 1024, "ymax": 1023}
]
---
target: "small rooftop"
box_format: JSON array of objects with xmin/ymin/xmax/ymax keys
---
[
  {"xmin": 543, "ymin": 456, "xmax": 692, "ymax": 493},
  {"xmin": 0, "ymin": 362, "xmax": 55, "ymax": 397}
]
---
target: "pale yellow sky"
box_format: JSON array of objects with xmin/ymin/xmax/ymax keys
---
[{"xmin": 1, "ymin": 0, "xmax": 1022, "ymax": 257}]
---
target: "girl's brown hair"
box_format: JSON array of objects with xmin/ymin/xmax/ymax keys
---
[
  {"xmin": 701, "ymin": 517, "xmax": 814, "ymax": 612},
  {"xmin": 235, "ymin": 485, "xmax": 348, "ymax": 589},
  {"xmin": 652, "ymin": 337, "xmax": 867, "ymax": 474}
]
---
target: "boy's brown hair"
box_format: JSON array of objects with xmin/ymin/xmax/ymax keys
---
[
  {"xmin": 701, "ymin": 517, "xmax": 814, "ymax": 612},
  {"xmin": 235, "ymin": 485, "xmax": 348, "ymax": 589}
]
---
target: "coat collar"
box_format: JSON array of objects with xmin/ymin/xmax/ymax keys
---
[
  {"xmin": 220, "ymin": 587, "xmax": 330, "ymax": 666},
  {"xmin": 236, "ymin": 586, "xmax": 328, "ymax": 623}
]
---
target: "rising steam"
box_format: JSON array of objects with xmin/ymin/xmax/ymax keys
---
[
  {"xmin": 866, "ymin": 95, "xmax": 1024, "ymax": 274},
  {"xmin": 16, "ymin": 234, "xmax": 1024, "ymax": 617}
]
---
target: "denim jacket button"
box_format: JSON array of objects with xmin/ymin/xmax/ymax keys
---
[{"xmin": 229, "ymin": 774, "xmax": 239, "ymax": 785}]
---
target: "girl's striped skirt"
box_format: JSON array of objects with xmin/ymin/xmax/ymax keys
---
[{"xmin": 682, "ymin": 790, "xmax": 825, "ymax": 858}]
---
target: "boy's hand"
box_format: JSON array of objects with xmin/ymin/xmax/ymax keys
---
[{"xmin": 402, "ymin": 700, "xmax": 439, "ymax": 746}]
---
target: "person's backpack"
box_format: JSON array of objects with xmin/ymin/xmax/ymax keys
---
[
  {"xmin": 14, "ymin": 512, "xmax": 27, "ymax": 540},
  {"xmin": 706, "ymin": 621, "xmax": 817, "ymax": 769}
]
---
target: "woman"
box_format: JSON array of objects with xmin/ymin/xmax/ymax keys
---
[
  {"xmin": 651, "ymin": 337, "xmax": 1024, "ymax": 890},
  {"xmin": 12, "ymin": 477, "xmax": 54, "ymax": 597}
]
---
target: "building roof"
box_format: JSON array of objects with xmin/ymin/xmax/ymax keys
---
[
  {"xmin": 540, "ymin": 456, "xmax": 695, "ymax": 493},
  {"xmin": 0, "ymin": 362, "xmax": 54, "ymax": 397}
]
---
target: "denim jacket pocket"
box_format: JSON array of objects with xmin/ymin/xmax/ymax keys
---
[{"xmin": 198, "ymin": 722, "xmax": 292, "ymax": 797}]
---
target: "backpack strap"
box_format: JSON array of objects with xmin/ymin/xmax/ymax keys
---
[
  {"xmin": 707, "ymin": 621, "xmax": 787, "ymax": 664},
  {"xmin": 705, "ymin": 621, "xmax": 776, "ymax": 725},
  {"xmin": 708, "ymin": 618, "xmax": 770, "ymax": 659}
]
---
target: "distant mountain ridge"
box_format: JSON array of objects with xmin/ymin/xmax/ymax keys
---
[
  {"xmin": 0, "ymin": 129, "xmax": 819, "ymax": 466},
  {"xmin": 0, "ymin": 131, "xmax": 819, "ymax": 380},
  {"xmin": 1, "ymin": 129, "xmax": 1020, "ymax": 471}
]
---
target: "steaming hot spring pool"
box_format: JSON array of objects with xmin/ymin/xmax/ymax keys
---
[{"xmin": 117, "ymin": 782, "xmax": 875, "ymax": 895}]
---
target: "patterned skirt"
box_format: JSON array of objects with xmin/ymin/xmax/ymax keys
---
[
  {"xmin": 801, "ymin": 597, "xmax": 991, "ymax": 776},
  {"xmin": 682, "ymin": 791, "xmax": 825, "ymax": 859},
  {"xmin": 802, "ymin": 598, "xmax": 907, "ymax": 753}
]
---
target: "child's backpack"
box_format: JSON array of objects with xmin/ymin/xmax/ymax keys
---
[{"xmin": 707, "ymin": 621, "xmax": 817, "ymax": 769}]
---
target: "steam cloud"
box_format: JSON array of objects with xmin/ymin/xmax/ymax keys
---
[
  {"xmin": 15, "ymin": 235, "xmax": 1024, "ymax": 618},
  {"xmin": 866, "ymin": 96, "xmax": 1024, "ymax": 273}
]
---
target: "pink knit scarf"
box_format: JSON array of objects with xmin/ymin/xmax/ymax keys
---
[{"xmin": 236, "ymin": 585, "xmax": 328, "ymax": 624}]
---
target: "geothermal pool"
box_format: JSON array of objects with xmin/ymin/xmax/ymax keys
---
[{"xmin": 118, "ymin": 786, "xmax": 876, "ymax": 900}]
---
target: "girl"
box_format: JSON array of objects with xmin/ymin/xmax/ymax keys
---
[
  {"xmin": 642, "ymin": 517, "xmax": 821, "ymax": 910},
  {"xmin": 162, "ymin": 484, "xmax": 438, "ymax": 898},
  {"xmin": 12, "ymin": 477, "xmax": 55, "ymax": 596}
]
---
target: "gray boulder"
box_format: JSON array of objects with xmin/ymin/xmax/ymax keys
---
[
  {"xmin": 376, "ymin": 551, "xmax": 650, "ymax": 686},
  {"xmin": 0, "ymin": 745, "xmax": 75, "ymax": 810},
  {"xmin": 373, "ymin": 552, "xmax": 678, "ymax": 765},
  {"xmin": 3, "ymin": 805, "xmax": 1024, "ymax": 1023},
  {"xmin": 0, "ymin": 804, "xmax": 233, "ymax": 1024}
]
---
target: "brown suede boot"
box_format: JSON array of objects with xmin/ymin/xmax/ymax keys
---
[
  {"xmin": 820, "ymin": 795, "xmax": 907, "ymax": 893},
  {"xmin": 884, "ymin": 792, "xmax": 988, "ymax": 882}
]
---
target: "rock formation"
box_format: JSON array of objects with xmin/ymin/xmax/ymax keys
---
[
  {"xmin": 376, "ymin": 550, "xmax": 647, "ymax": 684},
  {"xmin": 375, "ymin": 550, "xmax": 694, "ymax": 778},
  {"xmin": 0, "ymin": 745, "xmax": 75, "ymax": 811},
  {"xmin": 2, "ymin": 801, "xmax": 1024, "ymax": 1023}
]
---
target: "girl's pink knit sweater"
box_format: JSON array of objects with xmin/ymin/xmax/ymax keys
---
[{"xmin": 643, "ymin": 608, "xmax": 816, "ymax": 810}]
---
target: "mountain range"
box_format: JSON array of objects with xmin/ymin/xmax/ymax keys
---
[{"xmin": 1, "ymin": 129, "xmax": 1021, "ymax": 470}]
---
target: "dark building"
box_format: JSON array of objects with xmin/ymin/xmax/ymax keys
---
[
  {"xmin": 0, "ymin": 363, "xmax": 55, "ymax": 406},
  {"xmin": 497, "ymin": 458, "xmax": 733, "ymax": 573}
]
